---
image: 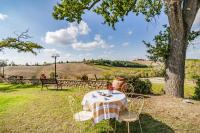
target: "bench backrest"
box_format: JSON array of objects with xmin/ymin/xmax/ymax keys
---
[{"xmin": 40, "ymin": 79, "xmax": 58, "ymax": 84}]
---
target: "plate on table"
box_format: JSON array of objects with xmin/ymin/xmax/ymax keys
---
[
  {"xmin": 112, "ymin": 92, "xmax": 122, "ymax": 94},
  {"xmin": 102, "ymin": 93, "xmax": 112, "ymax": 97},
  {"xmin": 97, "ymin": 91, "xmax": 112, "ymax": 97}
]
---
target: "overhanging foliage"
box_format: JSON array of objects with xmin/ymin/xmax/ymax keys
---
[
  {"xmin": 53, "ymin": 0, "xmax": 163, "ymax": 29},
  {"xmin": 0, "ymin": 30, "xmax": 43, "ymax": 55}
]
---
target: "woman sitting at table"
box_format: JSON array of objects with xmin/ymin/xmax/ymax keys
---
[
  {"xmin": 40, "ymin": 73, "xmax": 47, "ymax": 80},
  {"xmin": 112, "ymin": 76, "xmax": 127, "ymax": 92}
]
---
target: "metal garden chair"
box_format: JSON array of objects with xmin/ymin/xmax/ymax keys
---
[
  {"xmin": 115, "ymin": 96, "xmax": 144, "ymax": 133},
  {"xmin": 68, "ymin": 96, "xmax": 93, "ymax": 133}
]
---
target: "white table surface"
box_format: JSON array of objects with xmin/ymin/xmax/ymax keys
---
[{"xmin": 82, "ymin": 90, "xmax": 127, "ymax": 109}]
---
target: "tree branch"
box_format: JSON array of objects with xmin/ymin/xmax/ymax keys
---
[
  {"xmin": 0, "ymin": 30, "xmax": 42, "ymax": 55},
  {"xmin": 166, "ymin": 0, "xmax": 184, "ymax": 37},
  {"xmin": 14, "ymin": 29, "xmax": 31, "ymax": 42},
  {"xmin": 85, "ymin": 0, "xmax": 100, "ymax": 10},
  {"xmin": 183, "ymin": 0, "xmax": 200, "ymax": 31}
]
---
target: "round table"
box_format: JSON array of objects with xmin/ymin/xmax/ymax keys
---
[{"xmin": 81, "ymin": 90, "xmax": 127, "ymax": 123}]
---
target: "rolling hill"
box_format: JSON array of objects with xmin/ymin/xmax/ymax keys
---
[
  {"xmin": 4, "ymin": 63, "xmax": 103, "ymax": 79},
  {"xmin": 3, "ymin": 59, "xmax": 200, "ymax": 80}
]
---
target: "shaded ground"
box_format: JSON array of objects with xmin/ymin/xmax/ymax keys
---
[
  {"xmin": 144, "ymin": 95, "xmax": 200, "ymax": 133},
  {"xmin": 0, "ymin": 83, "xmax": 200, "ymax": 133}
]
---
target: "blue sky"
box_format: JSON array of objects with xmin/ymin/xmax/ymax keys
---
[{"xmin": 0, "ymin": 0, "xmax": 200, "ymax": 65}]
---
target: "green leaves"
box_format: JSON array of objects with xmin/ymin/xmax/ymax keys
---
[
  {"xmin": 53, "ymin": 0, "xmax": 87, "ymax": 23},
  {"xmin": 94, "ymin": 0, "xmax": 136, "ymax": 29},
  {"xmin": 0, "ymin": 31, "xmax": 43, "ymax": 55},
  {"xmin": 188, "ymin": 30, "xmax": 200, "ymax": 43},
  {"xmin": 144, "ymin": 25, "xmax": 200, "ymax": 63},
  {"xmin": 53, "ymin": 0, "xmax": 163, "ymax": 29},
  {"xmin": 134, "ymin": 0, "xmax": 162, "ymax": 22},
  {"xmin": 144, "ymin": 25, "xmax": 169, "ymax": 63}
]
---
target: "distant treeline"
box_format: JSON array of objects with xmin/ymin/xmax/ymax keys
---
[
  {"xmin": 186, "ymin": 59, "xmax": 200, "ymax": 62},
  {"xmin": 85, "ymin": 59, "xmax": 148, "ymax": 68}
]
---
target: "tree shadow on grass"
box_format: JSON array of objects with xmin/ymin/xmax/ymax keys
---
[
  {"xmin": 45, "ymin": 88, "xmax": 72, "ymax": 92},
  {"xmin": 0, "ymin": 84, "xmax": 78, "ymax": 93},
  {"xmin": 41, "ymin": 86, "xmax": 84, "ymax": 91},
  {"xmin": 108, "ymin": 113, "xmax": 174, "ymax": 133},
  {"xmin": 0, "ymin": 84, "xmax": 38, "ymax": 93},
  {"xmin": 127, "ymin": 93, "xmax": 165, "ymax": 99}
]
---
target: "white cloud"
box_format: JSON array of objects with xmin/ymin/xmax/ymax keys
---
[
  {"xmin": 0, "ymin": 13, "xmax": 8, "ymax": 21},
  {"xmin": 187, "ymin": 45, "xmax": 200, "ymax": 59},
  {"xmin": 78, "ymin": 53, "xmax": 92, "ymax": 58},
  {"xmin": 57, "ymin": 53, "xmax": 72, "ymax": 61},
  {"xmin": 45, "ymin": 27, "xmax": 77, "ymax": 45},
  {"xmin": 194, "ymin": 10, "xmax": 200, "ymax": 26},
  {"xmin": 78, "ymin": 21, "xmax": 90, "ymax": 35},
  {"xmin": 44, "ymin": 21, "xmax": 112, "ymax": 51},
  {"xmin": 72, "ymin": 34, "xmax": 110, "ymax": 51},
  {"xmin": 122, "ymin": 42, "xmax": 129, "ymax": 47},
  {"xmin": 44, "ymin": 21, "xmax": 90, "ymax": 45},
  {"xmin": 109, "ymin": 45, "xmax": 115, "ymax": 48},
  {"xmin": 104, "ymin": 50, "xmax": 115, "ymax": 55},
  {"xmin": 63, "ymin": 53, "xmax": 72, "ymax": 58},
  {"xmin": 128, "ymin": 31, "xmax": 133, "ymax": 35},
  {"xmin": 43, "ymin": 48, "xmax": 61, "ymax": 56},
  {"xmin": 190, "ymin": 36, "xmax": 200, "ymax": 45},
  {"xmin": 187, "ymin": 36, "xmax": 200, "ymax": 59}
]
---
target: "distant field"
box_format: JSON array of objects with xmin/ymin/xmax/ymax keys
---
[
  {"xmin": 152, "ymin": 82, "xmax": 195, "ymax": 98},
  {"xmin": 3, "ymin": 59, "xmax": 200, "ymax": 80},
  {"xmin": 95, "ymin": 65, "xmax": 162, "ymax": 79},
  {"xmin": 185, "ymin": 59, "xmax": 200, "ymax": 79},
  {"xmin": 4, "ymin": 63, "xmax": 103, "ymax": 79}
]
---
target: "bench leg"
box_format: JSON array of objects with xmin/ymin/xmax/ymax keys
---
[
  {"xmin": 41, "ymin": 83, "xmax": 62, "ymax": 90},
  {"xmin": 46, "ymin": 85, "xmax": 48, "ymax": 90},
  {"xmin": 56, "ymin": 84, "xmax": 63, "ymax": 90},
  {"xmin": 41, "ymin": 84, "xmax": 43, "ymax": 91}
]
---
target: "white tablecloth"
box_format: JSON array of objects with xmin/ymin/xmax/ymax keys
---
[{"xmin": 81, "ymin": 90, "xmax": 127, "ymax": 123}]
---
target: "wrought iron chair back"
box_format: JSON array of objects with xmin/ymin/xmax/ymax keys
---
[
  {"xmin": 68, "ymin": 96, "xmax": 83, "ymax": 133},
  {"xmin": 121, "ymin": 83, "xmax": 135, "ymax": 97}
]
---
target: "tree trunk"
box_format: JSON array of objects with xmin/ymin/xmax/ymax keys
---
[
  {"xmin": 164, "ymin": 0, "xmax": 200, "ymax": 98},
  {"xmin": 165, "ymin": 34, "xmax": 187, "ymax": 97},
  {"xmin": 164, "ymin": 1, "xmax": 187, "ymax": 98}
]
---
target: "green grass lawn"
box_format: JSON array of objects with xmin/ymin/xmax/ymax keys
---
[
  {"xmin": 0, "ymin": 84, "xmax": 37, "ymax": 116},
  {"xmin": 0, "ymin": 83, "xmax": 198, "ymax": 132},
  {"xmin": 152, "ymin": 83, "xmax": 195, "ymax": 98}
]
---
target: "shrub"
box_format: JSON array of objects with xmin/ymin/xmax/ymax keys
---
[
  {"xmin": 81, "ymin": 74, "xmax": 89, "ymax": 81},
  {"xmin": 193, "ymin": 76, "xmax": 200, "ymax": 100},
  {"xmin": 31, "ymin": 75, "xmax": 36, "ymax": 79},
  {"xmin": 64, "ymin": 75, "xmax": 69, "ymax": 79},
  {"xmin": 102, "ymin": 72, "xmax": 112, "ymax": 81},
  {"xmin": 157, "ymin": 68, "xmax": 165, "ymax": 77},
  {"xmin": 126, "ymin": 76, "xmax": 152, "ymax": 94},
  {"xmin": 76, "ymin": 75, "xmax": 81, "ymax": 80},
  {"xmin": 49, "ymin": 72, "xmax": 55, "ymax": 79},
  {"xmin": 31, "ymin": 76, "xmax": 40, "ymax": 85}
]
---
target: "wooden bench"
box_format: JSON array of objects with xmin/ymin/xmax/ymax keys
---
[{"xmin": 40, "ymin": 78, "xmax": 63, "ymax": 90}]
